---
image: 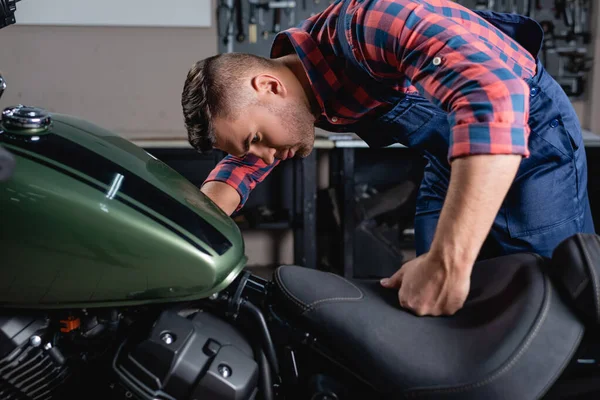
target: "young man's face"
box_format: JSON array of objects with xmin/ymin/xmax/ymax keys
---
[{"xmin": 212, "ymin": 74, "xmax": 316, "ymax": 164}]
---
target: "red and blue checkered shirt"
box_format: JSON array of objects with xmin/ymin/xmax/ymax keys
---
[{"xmin": 205, "ymin": 0, "xmax": 537, "ymax": 210}]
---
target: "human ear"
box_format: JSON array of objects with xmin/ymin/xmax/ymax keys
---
[{"xmin": 251, "ymin": 74, "xmax": 287, "ymax": 97}]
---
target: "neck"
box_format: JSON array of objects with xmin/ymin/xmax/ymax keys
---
[{"xmin": 276, "ymin": 54, "xmax": 320, "ymax": 120}]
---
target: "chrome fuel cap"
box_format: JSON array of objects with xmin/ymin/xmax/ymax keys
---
[{"xmin": 1, "ymin": 105, "xmax": 52, "ymax": 134}]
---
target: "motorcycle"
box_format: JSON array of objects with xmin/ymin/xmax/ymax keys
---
[{"xmin": 2, "ymin": 2, "xmax": 600, "ymax": 400}]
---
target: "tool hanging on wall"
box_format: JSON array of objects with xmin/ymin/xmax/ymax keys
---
[
  {"xmin": 524, "ymin": 0, "xmax": 531, "ymax": 17},
  {"xmin": 524, "ymin": 0, "xmax": 542, "ymax": 19},
  {"xmin": 474, "ymin": 0, "xmax": 493, "ymax": 11},
  {"xmin": 272, "ymin": 7, "xmax": 281, "ymax": 33},
  {"xmin": 249, "ymin": 0, "xmax": 258, "ymax": 43},
  {"xmin": 580, "ymin": 0, "xmax": 590, "ymax": 43},
  {"xmin": 235, "ymin": 0, "xmax": 245, "ymax": 42},
  {"xmin": 539, "ymin": 19, "xmax": 555, "ymax": 65},
  {"xmin": 284, "ymin": 5, "xmax": 296, "ymax": 27},
  {"xmin": 259, "ymin": 1, "xmax": 268, "ymax": 40},
  {"xmin": 256, "ymin": 1, "xmax": 295, "ymax": 34},
  {"xmin": 248, "ymin": 0, "xmax": 269, "ymax": 41},
  {"xmin": 217, "ymin": 0, "xmax": 236, "ymax": 46},
  {"xmin": 245, "ymin": 0, "xmax": 295, "ymax": 41}
]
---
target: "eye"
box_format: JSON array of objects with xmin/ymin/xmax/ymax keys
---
[{"xmin": 251, "ymin": 134, "xmax": 260, "ymax": 144}]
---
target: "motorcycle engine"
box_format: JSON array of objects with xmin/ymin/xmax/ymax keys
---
[
  {"xmin": 111, "ymin": 309, "xmax": 259, "ymax": 400},
  {"xmin": 0, "ymin": 315, "xmax": 71, "ymax": 400},
  {"xmin": 0, "ymin": 308, "xmax": 259, "ymax": 400}
]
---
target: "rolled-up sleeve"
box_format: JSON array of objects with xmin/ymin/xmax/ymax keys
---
[
  {"xmin": 358, "ymin": 2, "xmax": 533, "ymax": 160},
  {"xmin": 203, "ymin": 154, "xmax": 280, "ymax": 210}
]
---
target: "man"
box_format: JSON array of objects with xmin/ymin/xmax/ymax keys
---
[{"xmin": 181, "ymin": 0, "xmax": 595, "ymax": 316}]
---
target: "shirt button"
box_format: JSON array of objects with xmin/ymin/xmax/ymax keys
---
[
  {"xmin": 530, "ymin": 87, "xmax": 538, "ymax": 97},
  {"xmin": 550, "ymin": 118, "xmax": 560, "ymax": 128},
  {"xmin": 432, "ymin": 57, "xmax": 442, "ymax": 66},
  {"xmin": 331, "ymin": 116, "xmax": 338, "ymax": 123}
]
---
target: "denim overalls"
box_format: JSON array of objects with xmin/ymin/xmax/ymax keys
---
[{"xmin": 319, "ymin": 3, "xmax": 595, "ymax": 259}]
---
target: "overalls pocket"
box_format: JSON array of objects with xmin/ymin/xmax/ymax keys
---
[
  {"xmin": 377, "ymin": 97, "xmax": 425, "ymax": 135},
  {"xmin": 353, "ymin": 95, "xmax": 441, "ymax": 148},
  {"xmin": 504, "ymin": 77, "xmax": 580, "ymax": 239}
]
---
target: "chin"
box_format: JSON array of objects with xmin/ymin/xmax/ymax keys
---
[{"xmin": 297, "ymin": 145, "xmax": 314, "ymax": 158}]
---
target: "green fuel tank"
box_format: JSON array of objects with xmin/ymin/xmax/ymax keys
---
[{"xmin": 0, "ymin": 104, "xmax": 247, "ymax": 309}]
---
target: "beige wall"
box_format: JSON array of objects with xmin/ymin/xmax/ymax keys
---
[
  {"xmin": 2, "ymin": 3, "xmax": 599, "ymax": 136},
  {"xmin": 0, "ymin": 18, "xmax": 217, "ymax": 140}
]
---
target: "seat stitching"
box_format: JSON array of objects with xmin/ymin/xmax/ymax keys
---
[
  {"xmin": 405, "ymin": 255, "xmax": 552, "ymax": 396},
  {"xmin": 572, "ymin": 275, "xmax": 588, "ymax": 298},
  {"xmin": 275, "ymin": 269, "xmax": 309, "ymax": 311},
  {"xmin": 571, "ymin": 236, "xmax": 589, "ymax": 297},
  {"xmin": 535, "ymin": 327, "xmax": 584, "ymax": 399},
  {"xmin": 303, "ymin": 297, "xmax": 365, "ymax": 316},
  {"xmin": 567, "ymin": 235, "xmax": 589, "ymax": 298},
  {"xmin": 581, "ymin": 235, "xmax": 600, "ymax": 322},
  {"xmin": 576, "ymin": 234, "xmax": 600, "ymax": 322},
  {"xmin": 275, "ymin": 268, "xmax": 309, "ymax": 312},
  {"xmin": 300, "ymin": 274, "xmax": 365, "ymax": 316},
  {"xmin": 306, "ymin": 273, "xmax": 364, "ymax": 307}
]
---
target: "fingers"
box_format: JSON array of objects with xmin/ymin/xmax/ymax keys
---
[
  {"xmin": 399, "ymin": 290, "xmax": 466, "ymax": 317},
  {"xmin": 380, "ymin": 267, "xmax": 404, "ymax": 289},
  {"xmin": 398, "ymin": 287, "xmax": 429, "ymax": 316}
]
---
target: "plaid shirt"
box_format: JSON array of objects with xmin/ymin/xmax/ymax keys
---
[{"xmin": 205, "ymin": 0, "xmax": 536, "ymax": 210}]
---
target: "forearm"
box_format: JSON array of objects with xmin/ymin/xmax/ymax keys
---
[
  {"xmin": 201, "ymin": 181, "xmax": 241, "ymax": 216},
  {"xmin": 202, "ymin": 154, "xmax": 279, "ymax": 215},
  {"xmin": 428, "ymin": 154, "xmax": 522, "ymax": 269}
]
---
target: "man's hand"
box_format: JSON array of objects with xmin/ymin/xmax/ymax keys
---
[
  {"xmin": 380, "ymin": 153, "xmax": 522, "ymax": 316},
  {"xmin": 381, "ymin": 252, "xmax": 472, "ymax": 316}
]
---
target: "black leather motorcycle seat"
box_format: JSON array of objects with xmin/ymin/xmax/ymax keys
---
[{"xmin": 273, "ymin": 253, "xmax": 584, "ymax": 399}]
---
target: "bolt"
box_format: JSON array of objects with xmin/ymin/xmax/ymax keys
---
[
  {"xmin": 30, "ymin": 336, "xmax": 42, "ymax": 347},
  {"xmin": 218, "ymin": 364, "xmax": 232, "ymax": 378},
  {"xmin": 209, "ymin": 292, "xmax": 219, "ymax": 300},
  {"xmin": 44, "ymin": 343, "xmax": 52, "ymax": 350},
  {"xmin": 161, "ymin": 333, "xmax": 174, "ymax": 345}
]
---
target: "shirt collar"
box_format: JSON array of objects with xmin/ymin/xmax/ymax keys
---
[{"xmin": 270, "ymin": 28, "xmax": 341, "ymax": 123}]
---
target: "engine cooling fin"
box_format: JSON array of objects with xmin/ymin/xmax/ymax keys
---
[
  {"xmin": 0, "ymin": 341, "xmax": 71, "ymax": 400},
  {"xmin": 0, "ymin": 315, "xmax": 71, "ymax": 400}
]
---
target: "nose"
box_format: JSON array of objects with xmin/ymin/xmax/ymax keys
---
[{"xmin": 250, "ymin": 145, "xmax": 276, "ymax": 165}]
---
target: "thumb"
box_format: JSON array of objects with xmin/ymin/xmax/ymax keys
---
[{"xmin": 381, "ymin": 267, "xmax": 404, "ymax": 289}]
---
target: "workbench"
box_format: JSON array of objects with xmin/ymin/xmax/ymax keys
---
[{"xmin": 134, "ymin": 129, "xmax": 600, "ymax": 278}]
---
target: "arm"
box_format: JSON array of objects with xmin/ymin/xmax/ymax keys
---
[
  {"xmin": 201, "ymin": 182, "xmax": 241, "ymax": 216},
  {"xmin": 368, "ymin": 3, "xmax": 535, "ymax": 314},
  {"xmin": 361, "ymin": 3, "xmax": 533, "ymax": 263},
  {"xmin": 428, "ymin": 154, "xmax": 521, "ymax": 271},
  {"xmin": 202, "ymin": 154, "xmax": 280, "ymax": 215},
  {"xmin": 380, "ymin": 154, "xmax": 520, "ymax": 315}
]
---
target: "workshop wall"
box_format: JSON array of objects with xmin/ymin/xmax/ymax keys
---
[
  {"xmin": 1, "ymin": 0, "xmax": 598, "ymax": 138},
  {"xmin": 0, "ymin": 1, "xmax": 219, "ymax": 140}
]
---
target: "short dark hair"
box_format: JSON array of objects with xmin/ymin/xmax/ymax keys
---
[{"xmin": 181, "ymin": 53, "xmax": 274, "ymax": 153}]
